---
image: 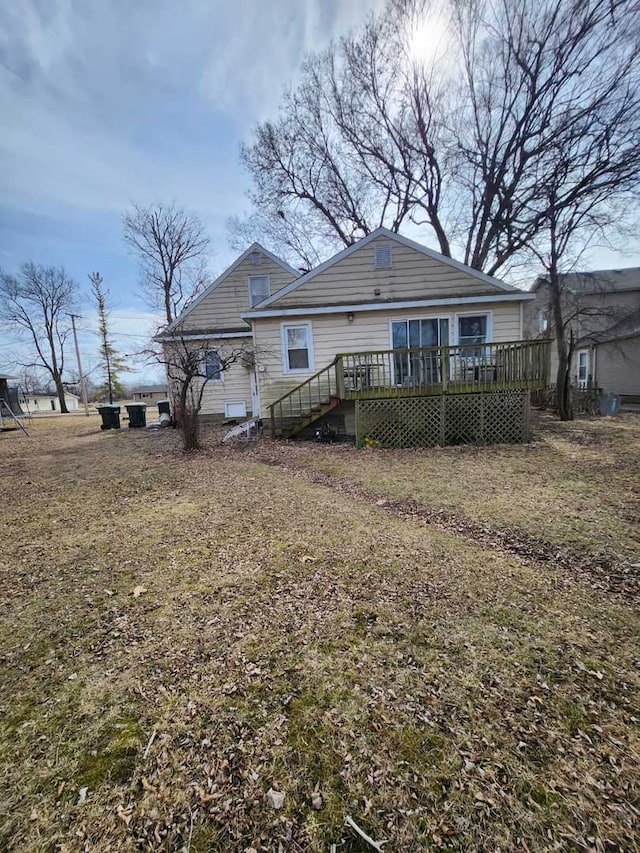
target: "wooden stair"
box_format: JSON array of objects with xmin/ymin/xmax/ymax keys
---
[{"xmin": 269, "ymin": 357, "xmax": 343, "ymax": 439}]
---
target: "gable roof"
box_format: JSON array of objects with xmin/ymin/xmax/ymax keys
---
[
  {"xmin": 249, "ymin": 227, "xmax": 521, "ymax": 313},
  {"xmin": 166, "ymin": 242, "xmax": 300, "ymax": 333},
  {"xmin": 531, "ymin": 267, "xmax": 640, "ymax": 294}
]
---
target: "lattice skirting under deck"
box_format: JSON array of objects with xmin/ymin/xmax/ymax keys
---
[{"xmin": 355, "ymin": 391, "xmax": 530, "ymax": 448}]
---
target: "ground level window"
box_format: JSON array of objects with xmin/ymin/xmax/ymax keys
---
[
  {"xmin": 282, "ymin": 324, "xmax": 312, "ymax": 372},
  {"xmin": 203, "ymin": 350, "xmax": 223, "ymax": 382}
]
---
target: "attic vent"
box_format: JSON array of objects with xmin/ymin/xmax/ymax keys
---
[
  {"xmin": 374, "ymin": 244, "xmax": 392, "ymax": 269},
  {"xmin": 250, "ymin": 251, "xmax": 262, "ymax": 265}
]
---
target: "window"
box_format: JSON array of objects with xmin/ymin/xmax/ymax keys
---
[
  {"xmin": 458, "ymin": 315, "xmax": 488, "ymax": 347},
  {"xmin": 248, "ymin": 275, "xmax": 270, "ymax": 307},
  {"xmin": 538, "ymin": 311, "xmax": 549, "ymax": 334},
  {"xmin": 374, "ymin": 244, "xmax": 392, "ymax": 269},
  {"xmin": 225, "ymin": 401, "xmax": 247, "ymax": 419},
  {"xmin": 391, "ymin": 317, "xmax": 450, "ymax": 385},
  {"xmin": 250, "ymin": 251, "xmax": 262, "ymax": 266},
  {"xmin": 577, "ymin": 350, "xmax": 590, "ymax": 389},
  {"xmin": 282, "ymin": 324, "xmax": 313, "ymax": 373},
  {"xmin": 203, "ymin": 350, "xmax": 224, "ymax": 382}
]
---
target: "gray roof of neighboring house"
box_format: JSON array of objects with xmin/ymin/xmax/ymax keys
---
[
  {"xmin": 532, "ymin": 267, "xmax": 640, "ymax": 294},
  {"xmin": 132, "ymin": 385, "xmax": 167, "ymax": 394}
]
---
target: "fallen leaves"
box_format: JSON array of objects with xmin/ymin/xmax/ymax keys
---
[
  {"xmin": 266, "ymin": 788, "xmax": 285, "ymax": 809},
  {"xmin": 0, "ymin": 415, "xmax": 638, "ymax": 853}
]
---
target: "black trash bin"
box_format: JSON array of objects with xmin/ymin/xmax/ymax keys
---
[
  {"xmin": 126, "ymin": 403, "xmax": 147, "ymax": 429},
  {"xmin": 157, "ymin": 400, "xmax": 171, "ymax": 417},
  {"xmin": 97, "ymin": 405, "xmax": 121, "ymax": 430}
]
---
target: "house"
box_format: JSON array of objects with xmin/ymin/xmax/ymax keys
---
[
  {"xmin": 23, "ymin": 391, "xmax": 80, "ymax": 413},
  {"xmin": 131, "ymin": 385, "xmax": 168, "ymax": 404},
  {"xmin": 524, "ymin": 268, "xmax": 640, "ymax": 403},
  {"xmin": 160, "ymin": 243, "xmax": 300, "ymax": 421},
  {"xmin": 160, "ymin": 229, "xmax": 549, "ymax": 444}
]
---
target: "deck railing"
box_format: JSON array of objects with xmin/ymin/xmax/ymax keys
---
[
  {"xmin": 338, "ymin": 338, "xmax": 551, "ymax": 399},
  {"xmin": 269, "ymin": 339, "xmax": 551, "ymax": 436}
]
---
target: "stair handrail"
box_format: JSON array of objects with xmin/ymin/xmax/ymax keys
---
[
  {"xmin": 268, "ymin": 355, "xmax": 340, "ymax": 410},
  {"xmin": 269, "ymin": 355, "xmax": 341, "ymax": 437}
]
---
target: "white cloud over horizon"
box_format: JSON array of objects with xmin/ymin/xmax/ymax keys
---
[{"xmin": 0, "ymin": 0, "xmax": 383, "ymax": 376}]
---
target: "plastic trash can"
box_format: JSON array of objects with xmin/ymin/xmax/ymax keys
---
[
  {"xmin": 97, "ymin": 405, "xmax": 121, "ymax": 430},
  {"xmin": 126, "ymin": 403, "xmax": 147, "ymax": 429},
  {"xmin": 598, "ymin": 393, "xmax": 621, "ymax": 416},
  {"xmin": 157, "ymin": 399, "xmax": 171, "ymax": 417}
]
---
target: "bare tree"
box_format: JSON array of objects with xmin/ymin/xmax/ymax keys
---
[
  {"xmin": 89, "ymin": 272, "xmax": 129, "ymax": 403},
  {"xmin": 123, "ymin": 202, "xmax": 210, "ymax": 326},
  {"xmin": 0, "ymin": 264, "xmax": 78, "ymax": 413},
  {"xmin": 238, "ymin": 0, "xmax": 640, "ymax": 277},
  {"xmin": 237, "ymin": 7, "xmax": 431, "ymax": 265},
  {"xmin": 239, "ymin": 0, "xmax": 640, "ymax": 421},
  {"xmin": 156, "ymin": 335, "xmax": 254, "ymax": 451}
]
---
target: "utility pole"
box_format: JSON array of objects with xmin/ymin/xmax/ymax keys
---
[{"xmin": 69, "ymin": 313, "xmax": 90, "ymax": 417}]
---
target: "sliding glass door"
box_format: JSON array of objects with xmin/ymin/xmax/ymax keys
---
[{"xmin": 391, "ymin": 318, "xmax": 449, "ymax": 386}]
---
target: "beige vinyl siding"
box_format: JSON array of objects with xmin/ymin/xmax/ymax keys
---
[
  {"xmin": 594, "ymin": 338, "xmax": 640, "ymax": 396},
  {"xmin": 178, "ymin": 255, "xmax": 297, "ymax": 332},
  {"xmin": 167, "ymin": 338, "xmax": 254, "ymax": 418},
  {"xmin": 198, "ymin": 357, "xmax": 254, "ymax": 417},
  {"xmin": 272, "ymin": 236, "xmax": 510, "ymax": 308},
  {"xmin": 254, "ymin": 301, "xmax": 523, "ymax": 413}
]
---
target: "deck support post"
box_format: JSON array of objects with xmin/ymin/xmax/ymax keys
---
[
  {"xmin": 336, "ymin": 356, "xmax": 345, "ymax": 399},
  {"xmin": 440, "ymin": 347, "xmax": 448, "ymax": 393}
]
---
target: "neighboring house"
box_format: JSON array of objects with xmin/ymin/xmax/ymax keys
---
[
  {"xmin": 525, "ymin": 268, "xmax": 640, "ymax": 402},
  {"xmin": 160, "ymin": 228, "xmax": 546, "ymax": 440},
  {"xmin": 23, "ymin": 391, "xmax": 80, "ymax": 413},
  {"xmin": 131, "ymin": 385, "xmax": 168, "ymax": 404}
]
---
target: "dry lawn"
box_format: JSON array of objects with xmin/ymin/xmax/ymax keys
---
[
  {"xmin": 0, "ymin": 415, "xmax": 638, "ymax": 852},
  {"xmin": 276, "ymin": 412, "xmax": 640, "ymax": 563}
]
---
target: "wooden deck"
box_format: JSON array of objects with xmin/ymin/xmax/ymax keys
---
[{"xmin": 269, "ymin": 339, "xmax": 551, "ymax": 438}]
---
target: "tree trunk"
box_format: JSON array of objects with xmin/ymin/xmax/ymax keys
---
[
  {"xmin": 53, "ymin": 372, "xmax": 68, "ymax": 414},
  {"xmin": 179, "ymin": 382, "xmax": 199, "ymax": 452},
  {"xmin": 549, "ymin": 272, "xmax": 574, "ymax": 422}
]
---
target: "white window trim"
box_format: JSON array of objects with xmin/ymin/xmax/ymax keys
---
[
  {"xmin": 203, "ymin": 350, "xmax": 224, "ymax": 384},
  {"xmin": 576, "ymin": 349, "xmax": 591, "ymax": 388},
  {"xmin": 454, "ymin": 311, "xmax": 493, "ymax": 345},
  {"xmin": 281, "ymin": 321, "xmax": 314, "ymax": 375},
  {"xmin": 248, "ymin": 274, "xmax": 271, "ymax": 308},
  {"xmin": 387, "ymin": 314, "xmax": 453, "ymax": 349}
]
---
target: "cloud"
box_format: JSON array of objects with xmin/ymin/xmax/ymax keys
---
[{"xmin": 0, "ymin": 0, "xmax": 387, "ymax": 317}]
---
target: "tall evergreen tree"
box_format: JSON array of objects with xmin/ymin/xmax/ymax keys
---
[{"xmin": 89, "ymin": 272, "xmax": 129, "ymax": 403}]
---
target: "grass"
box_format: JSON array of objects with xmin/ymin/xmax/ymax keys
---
[
  {"xmin": 0, "ymin": 414, "xmax": 638, "ymax": 851},
  {"xmin": 272, "ymin": 411, "xmax": 640, "ymax": 561}
]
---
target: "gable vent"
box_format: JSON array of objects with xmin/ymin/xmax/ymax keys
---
[
  {"xmin": 250, "ymin": 251, "xmax": 262, "ymax": 265},
  {"xmin": 373, "ymin": 244, "xmax": 392, "ymax": 269}
]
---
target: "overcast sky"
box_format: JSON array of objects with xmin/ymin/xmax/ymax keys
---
[
  {"xmin": 1, "ymin": 0, "xmax": 639, "ymax": 383},
  {"xmin": 0, "ymin": 0, "xmax": 381, "ymax": 380}
]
